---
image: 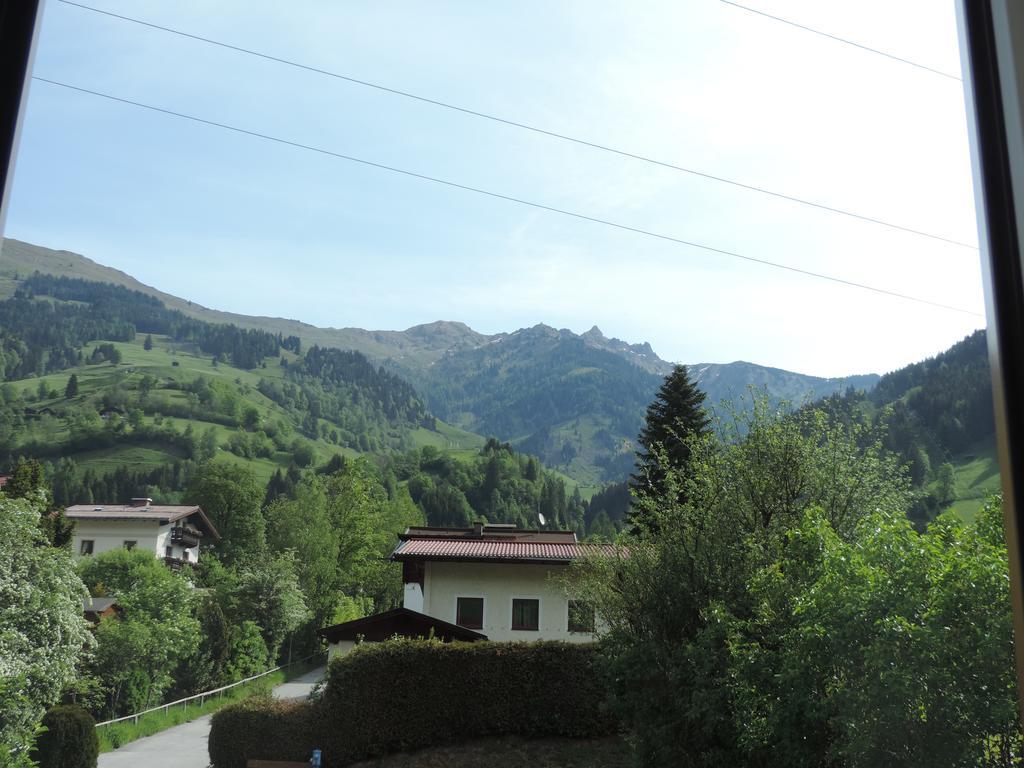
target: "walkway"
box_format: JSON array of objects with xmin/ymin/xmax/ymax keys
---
[{"xmin": 98, "ymin": 666, "xmax": 325, "ymax": 768}]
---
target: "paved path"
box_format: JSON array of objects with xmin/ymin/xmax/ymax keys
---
[{"xmin": 98, "ymin": 666, "xmax": 325, "ymax": 768}]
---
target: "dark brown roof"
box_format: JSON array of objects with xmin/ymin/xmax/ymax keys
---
[
  {"xmin": 316, "ymin": 607, "xmax": 488, "ymax": 644},
  {"xmin": 64, "ymin": 504, "xmax": 221, "ymax": 541},
  {"xmin": 392, "ymin": 524, "xmax": 611, "ymax": 564}
]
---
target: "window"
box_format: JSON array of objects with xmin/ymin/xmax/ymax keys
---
[
  {"xmin": 511, "ymin": 598, "xmax": 539, "ymax": 631},
  {"xmin": 123, "ymin": 540, "xmax": 136, "ymax": 551},
  {"xmin": 568, "ymin": 600, "xmax": 595, "ymax": 633},
  {"xmin": 165, "ymin": 545, "xmax": 172, "ymax": 557},
  {"xmin": 456, "ymin": 597, "xmax": 484, "ymax": 629},
  {"xmin": 79, "ymin": 539, "xmax": 94, "ymax": 555}
]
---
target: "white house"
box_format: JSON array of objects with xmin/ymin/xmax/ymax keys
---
[
  {"xmin": 64, "ymin": 497, "xmax": 219, "ymax": 570},
  {"xmin": 317, "ymin": 522, "xmax": 609, "ymax": 659}
]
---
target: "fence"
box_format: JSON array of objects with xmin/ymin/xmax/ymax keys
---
[{"xmin": 94, "ymin": 652, "xmax": 325, "ymax": 728}]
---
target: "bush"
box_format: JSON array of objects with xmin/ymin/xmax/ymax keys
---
[
  {"xmin": 208, "ymin": 697, "xmax": 321, "ymax": 768},
  {"xmin": 32, "ymin": 705, "xmax": 98, "ymax": 768},
  {"xmin": 208, "ymin": 640, "xmax": 613, "ymax": 767}
]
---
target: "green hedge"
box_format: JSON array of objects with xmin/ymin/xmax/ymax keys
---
[
  {"xmin": 32, "ymin": 705, "xmax": 99, "ymax": 768},
  {"xmin": 209, "ymin": 640, "xmax": 613, "ymax": 768},
  {"xmin": 208, "ymin": 697, "xmax": 322, "ymax": 768}
]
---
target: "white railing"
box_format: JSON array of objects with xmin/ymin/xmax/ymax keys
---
[{"xmin": 94, "ymin": 652, "xmax": 325, "ymax": 728}]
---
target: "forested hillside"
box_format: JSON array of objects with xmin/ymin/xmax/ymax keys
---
[
  {"xmin": 2, "ymin": 239, "xmax": 886, "ymax": 489},
  {"xmin": 384, "ymin": 438, "xmax": 587, "ymax": 532},
  {"xmin": 412, "ymin": 324, "xmax": 663, "ymax": 487},
  {"xmin": 0, "ymin": 275, "xmax": 482, "ymax": 505},
  {"xmin": 811, "ymin": 329, "xmax": 996, "ymax": 522}
]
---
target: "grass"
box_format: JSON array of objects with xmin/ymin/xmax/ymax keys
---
[
  {"xmin": 8, "ymin": 334, "xmax": 484, "ymax": 482},
  {"xmin": 96, "ymin": 656, "xmax": 324, "ymax": 753},
  {"xmin": 346, "ymin": 735, "xmax": 631, "ymax": 768},
  {"xmin": 943, "ymin": 443, "xmax": 1003, "ymax": 522}
]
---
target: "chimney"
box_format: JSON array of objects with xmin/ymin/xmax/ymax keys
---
[
  {"xmin": 130, "ymin": 497, "xmax": 153, "ymax": 508},
  {"xmin": 473, "ymin": 521, "xmax": 484, "ymax": 537}
]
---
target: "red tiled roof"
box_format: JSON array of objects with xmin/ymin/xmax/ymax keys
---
[
  {"xmin": 64, "ymin": 504, "xmax": 221, "ymax": 541},
  {"xmin": 392, "ymin": 537, "xmax": 611, "ymax": 563}
]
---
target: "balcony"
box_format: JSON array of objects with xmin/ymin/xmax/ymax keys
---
[
  {"xmin": 163, "ymin": 556, "xmax": 195, "ymax": 572},
  {"xmin": 171, "ymin": 525, "xmax": 201, "ymax": 548}
]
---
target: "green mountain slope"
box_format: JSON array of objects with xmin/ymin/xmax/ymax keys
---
[
  {"xmin": 1, "ymin": 238, "xmax": 881, "ymax": 487},
  {"xmin": 0, "ymin": 274, "xmax": 484, "ymax": 504},
  {"xmin": 810, "ymin": 329, "xmax": 998, "ymax": 521}
]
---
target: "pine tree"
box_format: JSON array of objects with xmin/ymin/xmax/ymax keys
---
[
  {"xmin": 629, "ymin": 364, "xmax": 710, "ymax": 529},
  {"xmin": 143, "ymin": 334, "xmax": 153, "ymax": 351},
  {"xmin": 64, "ymin": 373, "xmax": 79, "ymax": 399}
]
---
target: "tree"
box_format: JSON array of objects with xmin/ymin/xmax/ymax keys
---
[
  {"xmin": 728, "ymin": 498, "xmax": 1020, "ymax": 768},
  {"xmin": 143, "ymin": 334, "xmax": 153, "ymax": 351},
  {"xmin": 0, "ymin": 494, "xmax": 92, "ymax": 762},
  {"xmin": 186, "ymin": 462, "xmax": 266, "ymax": 565},
  {"xmin": 64, "ymin": 374, "xmax": 78, "ymax": 400},
  {"xmin": 266, "ymin": 478, "xmax": 340, "ymax": 635},
  {"xmin": 235, "ymin": 552, "xmax": 308, "ymax": 662},
  {"xmin": 4, "ymin": 459, "xmax": 48, "ymax": 502},
  {"xmin": 573, "ymin": 400, "xmax": 911, "ymax": 767},
  {"xmin": 78, "ymin": 549, "xmax": 200, "ymax": 715},
  {"xmin": 628, "ymin": 364, "xmax": 709, "ymax": 529}
]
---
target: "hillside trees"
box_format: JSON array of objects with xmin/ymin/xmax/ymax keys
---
[
  {"xmin": 0, "ymin": 494, "xmax": 92, "ymax": 765},
  {"xmin": 388, "ymin": 441, "xmax": 585, "ymax": 531}
]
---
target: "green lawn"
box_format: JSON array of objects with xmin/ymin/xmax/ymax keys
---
[{"xmin": 945, "ymin": 444, "xmax": 1003, "ymax": 522}]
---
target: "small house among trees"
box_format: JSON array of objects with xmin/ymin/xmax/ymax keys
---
[
  {"xmin": 317, "ymin": 522, "xmax": 609, "ymax": 658},
  {"xmin": 64, "ymin": 497, "xmax": 219, "ymax": 570}
]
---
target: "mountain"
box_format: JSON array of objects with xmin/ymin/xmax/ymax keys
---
[
  {"xmin": 0, "ymin": 272, "xmax": 485, "ymax": 506},
  {"xmin": 0, "ymin": 238, "xmax": 881, "ymax": 488},
  {"xmin": 691, "ymin": 361, "xmax": 881, "ymax": 412}
]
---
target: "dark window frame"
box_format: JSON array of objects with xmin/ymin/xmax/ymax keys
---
[
  {"xmin": 958, "ymin": 0, "xmax": 1024, "ymax": 718},
  {"xmin": 511, "ymin": 598, "xmax": 540, "ymax": 631},
  {"xmin": 80, "ymin": 539, "xmax": 94, "ymax": 556},
  {"xmin": 456, "ymin": 596, "xmax": 484, "ymax": 629}
]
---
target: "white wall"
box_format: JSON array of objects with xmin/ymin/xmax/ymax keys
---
[
  {"xmin": 72, "ymin": 520, "xmax": 162, "ymax": 559},
  {"xmin": 327, "ymin": 640, "xmax": 356, "ymax": 660},
  {"xmin": 72, "ymin": 520, "xmax": 201, "ymax": 563},
  {"xmin": 420, "ymin": 561, "xmax": 596, "ymax": 643}
]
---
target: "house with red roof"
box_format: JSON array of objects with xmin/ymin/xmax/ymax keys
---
[
  {"xmin": 317, "ymin": 522, "xmax": 609, "ymax": 658},
  {"xmin": 64, "ymin": 497, "xmax": 219, "ymax": 571}
]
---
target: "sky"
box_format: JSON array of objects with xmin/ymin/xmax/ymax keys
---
[{"xmin": 3, "ymin": 0, "xmax": 983, "ymax": 378}]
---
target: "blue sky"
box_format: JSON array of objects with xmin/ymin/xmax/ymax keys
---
[{"xmin": 5, "ymin": 0, "xmax": 982, "ymax": 377}]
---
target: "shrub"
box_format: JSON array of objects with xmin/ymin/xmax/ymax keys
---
[
  {"xmin": 32, "ymin": 705, "xmax": 99, "ymax": 768},
  {"xmin": 208, "ymin": 640, "xmax": 613, "ymax": 767},
  {"xmin": 208, "ymin": 698, "xmax": 321, "ymax": 768}
]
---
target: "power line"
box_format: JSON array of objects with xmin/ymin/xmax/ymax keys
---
[
  {"xmin": 32, "ymin": 76, "xmax": 984, "ymax": 319},
  {"xmin": 720, "ymin": 0, "xmax": 963, "ymax": 82},
  {"xmin": 55, "ymin": 0, "xmax": 976, "ymax": 251}
]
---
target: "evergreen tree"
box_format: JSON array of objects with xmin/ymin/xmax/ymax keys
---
[
  {"xmin": 64, "ymin": 374, "xmax": 79, "ymax": 399},
  {"xmin": 629, "ymin": 364, "xmax": 710, "ymax": 529},
  {"xmin": 143, "ymin": 334, "xmax": 153, "ymax": 351},
  {"xmin": 5, "ymin": 458, "xmax": 48, "ymax": 501}
]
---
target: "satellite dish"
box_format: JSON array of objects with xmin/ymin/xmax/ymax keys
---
[{"xmin": 538, "ymin": 512, "xmax": 547, "ymax": 527}]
